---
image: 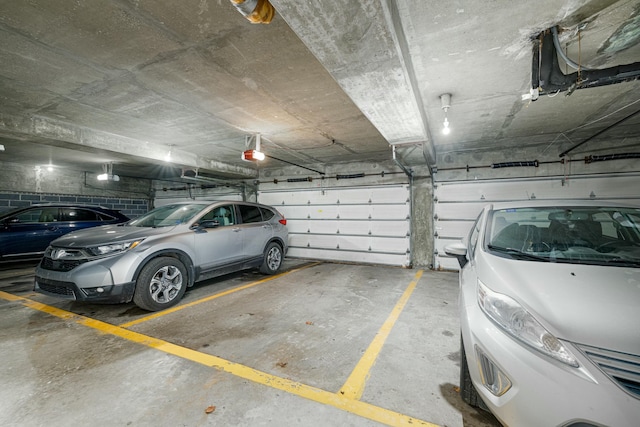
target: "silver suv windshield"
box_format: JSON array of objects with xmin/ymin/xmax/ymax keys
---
[
  {"xmin": 486, "ymin": 206, "xmax": 640, "ymax": 267},
  {"xmin": 128, "ymin": 204, "xmax": 209, "ymax": 227}
]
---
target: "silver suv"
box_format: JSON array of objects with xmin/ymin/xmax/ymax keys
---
[{"xmin": 34, "ymin": 201, "xmax": 288, "ymax": 311}]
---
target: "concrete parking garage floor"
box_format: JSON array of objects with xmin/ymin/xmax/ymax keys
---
[{"xmin": 0, "ymin": 260, "xmax": 501, "ymax": 427}]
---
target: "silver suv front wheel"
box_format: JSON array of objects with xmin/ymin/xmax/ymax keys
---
[{"xmin": 133, "ymin": 257, "xmax": 187, "ymax": 311}]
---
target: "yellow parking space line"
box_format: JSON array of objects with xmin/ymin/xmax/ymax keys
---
[
  {"xmin": 339, "ymin": 269, "xmax": 423, "ymax": 400},
  {"xmin": 119, "ymin": 262, "xmax": 322, "ymax": 328},
  {"xmin": 0, "ymin": 290, "xmax": 439, "ymax": 427}
]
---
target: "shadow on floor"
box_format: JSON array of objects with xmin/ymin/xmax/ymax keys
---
[{"xmin": 440, "ymin": 383, "xmax": 503, "ymax": 426}]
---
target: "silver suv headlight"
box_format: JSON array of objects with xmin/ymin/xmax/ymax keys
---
[
  {"xmin": 87, "ymin": 239, "xmax": 144, "ymax": 257},
  {"xmin": 477, "ymin": 280, "xmax": 579, "ymax": 367}
]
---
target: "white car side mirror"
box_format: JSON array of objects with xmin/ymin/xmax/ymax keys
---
[{"xmin": 445, "ymin": 241, "xmax": 468, "ymax": 268}]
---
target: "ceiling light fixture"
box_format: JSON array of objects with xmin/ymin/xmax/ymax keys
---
[
  {"xmin": 241, "ymin": 133, "xmax": 266, "ymax": 162},
  {"xmin": 97, "ymin": 163, "xmax": 120, "ymax": 181},
  {"xmin": 440, "ymin": 93, "xmax": 452, "ymax": 135},
  {"xmin": 165, "ymin": 144, "xmax": 174, "ymax": 162}
]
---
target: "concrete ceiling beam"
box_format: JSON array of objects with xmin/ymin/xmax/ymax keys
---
[
  {"xmin": 0, "ymin": 112, "xmax": 258, "ymax": 178},
  {"xmin": 270, "ymin": 0, "xmax": 435, "ymax": 165}
]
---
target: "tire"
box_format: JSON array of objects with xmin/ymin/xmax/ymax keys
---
[
  {"xmin": 460, "ymin": 335, "xmax": 489, "ymax": 411},
  {"xmin": 133, "ymin": 257, "xmax": 187, "ymax": 311},
  {"xmin": 259, "ymin": 242, "xmax": 283, "ymax": 274}
]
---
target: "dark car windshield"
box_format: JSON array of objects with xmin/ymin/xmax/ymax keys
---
[
  {"xmin": 128, "ymin": 204, "xmax": 209, "ymax": 227},
  {"xmin": 486, "ymin": 206, "xmax": 640, "ymax": 267}
]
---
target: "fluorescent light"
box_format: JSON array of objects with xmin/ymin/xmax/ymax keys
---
[{"xmin": 97, "ymin": 173, "xmax": 120, "ymax": 181}]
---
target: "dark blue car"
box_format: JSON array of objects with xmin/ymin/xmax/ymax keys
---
[{"xmin": 0, "ymin": 204, "xmax": 130, "ymax": 262}]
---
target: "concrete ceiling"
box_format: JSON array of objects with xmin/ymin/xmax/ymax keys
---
[{"xmin": 0, "ymin": 0, "xmax": 639, "ymax": 182}]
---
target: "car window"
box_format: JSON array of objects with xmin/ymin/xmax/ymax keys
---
[
  {"xmin": 200, "ymin": 205, "xmax": 236, "ymax": 226},
  {"xmin": 260, "ymin": 207, "xmax": 275, "ymax": 221},
  {"xmin": 60, "ymin": 208, "xmax": 101, "ymax": 221},
  {"xmin": 129, "ymin": 204, "xmax": 209, "ymax": 227},
  {"xmin": 7, "ymin": 207, "xmax": 58, "ymax": 223},
  {"xmin": 485, "ymin": 206, "xmax": 640, "ymax": 266},
  {"xmin": 239, "ymin": 205, "xmax": 262, "ymax": 224}
]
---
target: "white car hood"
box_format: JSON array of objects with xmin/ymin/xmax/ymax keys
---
[{"xmin": 476, "ymin": 249, "xmax": 640, "ymax": 356}]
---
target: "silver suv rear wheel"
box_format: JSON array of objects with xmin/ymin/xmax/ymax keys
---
[{"xmin": 260, "ymin": 242, "xmax": 283, "ymax": 274}]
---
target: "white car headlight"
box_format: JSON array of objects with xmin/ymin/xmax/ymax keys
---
[
  {"xmin": 477, "ymin": 280, "xmax": 579, "ymax": 367},
  {"xmin": 87, "ymin": 240, "xmax": 143, "ymax": 257}
]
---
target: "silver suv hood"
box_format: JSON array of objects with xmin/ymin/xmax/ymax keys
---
[{"xmin": 50, "ymin": 223, "xmax": 176, "ymax": 248}]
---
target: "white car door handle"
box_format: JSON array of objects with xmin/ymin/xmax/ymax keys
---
[{"xmin": 232, "ymin": 228, "xmax": 241, "ymax": 232}]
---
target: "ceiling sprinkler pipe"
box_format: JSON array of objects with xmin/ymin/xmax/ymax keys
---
[{"xmin": 230, "ymin": 0, "xmax": 275, "ymax": 24}]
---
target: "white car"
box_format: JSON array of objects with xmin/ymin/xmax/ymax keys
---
[{"xmin": 445, "ymin": 201, "xmax": 640, "ymax": 427}]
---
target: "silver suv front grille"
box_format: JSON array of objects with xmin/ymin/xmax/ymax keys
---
[{"xmin": 40, "ymin": 257, "xmax": 87, "ymax": 272}]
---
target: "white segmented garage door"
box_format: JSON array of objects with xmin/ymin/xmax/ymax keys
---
[
  {"xmin": 434, "ymin": 174, "xmax": 640, "ymax": 271},
  {"xmin": 259, "ymin": 184, "xmax": 411, "ymax": 266}
]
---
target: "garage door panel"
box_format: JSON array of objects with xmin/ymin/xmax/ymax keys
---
[
  {"xmin": 333, "ymin": 186, "xmax": 409, "ymax": 204},
  {"xmin": 287, "ymin": 247, "xmax": 408, "ymax": 266},
  {"xmin": 434, "ymin": 175, "xmax": 640, "ymax": 271},
  {"xmin": 370, "ymin": 221, "xmax": 410, "ymax": 237},
  {"xmin": 260, "ymin": 183, "xmax": 410, "ymax": 267},
  {"xmin": 281, "ymin": 205, "xmax": 310, "ymax": 219},
  {"xmin": 435, "ymin": 221, "xmax": 475, "ymax": 239},
  {"xmin": 311, "ymin": 206, "xmax": 340, "ymax": 219},
  {"xmin": 369, "ymin": 236, "xmax": 409, "ymax": 253},
  {"xmin": 308, "ymin": 220, "xmax": 339, "ymax": 233},
  {"xmin": 285, "ymin": 221, "xmax": 311, "ymax": 233},
  {"xmin": 435, "ymin": 203, "xmax": 484, "ymax": 220}
]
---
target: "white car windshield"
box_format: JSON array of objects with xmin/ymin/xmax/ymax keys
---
[
  {"xmin": 128, "ymin": 204, "xmax": 209, "ymax": 227},
  {"xmin": 486, "ymin": 206, "xmax": 640, "ymax": 266}
]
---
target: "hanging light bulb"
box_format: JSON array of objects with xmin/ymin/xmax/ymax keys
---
[
  {"xmin": 442, "ymin": 117, "xmax": 451, "ymax": 135},
  {"xmin": 440, "ymin": 93, "xmax": 452, "ymax": 136},
  {"xmin": 164, "ymin": 144, "xmax": 174, "ymax": 162}
]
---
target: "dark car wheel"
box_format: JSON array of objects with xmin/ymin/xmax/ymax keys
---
[
  {"xmin": 260, "ymin": 242, "xmax": 283, "ymax": 274},
  {"xmin": 460, "ymin": 335, "xmax": 489, "ymax": 411},
  {"xmin": 133, "ymin": 257, "xmax": 187, "ymax": 311}
]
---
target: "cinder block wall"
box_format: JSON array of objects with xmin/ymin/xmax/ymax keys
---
[
  {"xmin": 0, "ymin": 161, "xmax": 151, "ymax": 218},
  {"xmin": 0, "ymin": 192, "xmax": 149, "ymax": 218}
]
